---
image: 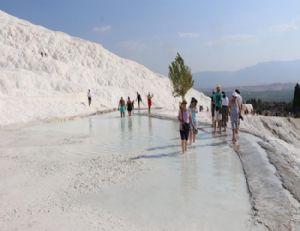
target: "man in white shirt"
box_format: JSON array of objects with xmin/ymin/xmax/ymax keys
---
[{"xmin": 221, "ymin": 91, "xmax": 229, "ymax": 132}]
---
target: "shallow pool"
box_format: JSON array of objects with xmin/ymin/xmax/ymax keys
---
[{"xmin": 0, "ymin": 112, "xmax": 255, "ymax": 230}]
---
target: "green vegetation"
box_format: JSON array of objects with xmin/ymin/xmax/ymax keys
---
[
  {"xmin": 242, "ymin": 90, "xmax": 293, "ymax": 103},
  {"xmin": 246, "ymin": 83, "xmax": 300, "ymax": 117},
  {"xmin": 168, "ymin": 53, "xmax": 194, "ymax": 100},
  {"xmin": 246, "ymin": 98, "xmax": 293, "ymax": 116}
]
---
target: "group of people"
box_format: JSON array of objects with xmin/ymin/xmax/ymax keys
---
[
  {"xmin": 118, "ymin": 97, "xmax": 133, "ymax": 117},
  {"xmin": 211, "ymin": 86, "xmax": 243, "ymax": 143},
  {"xmin": 118, "ymin": 92, "xmax": 154, "ymax": 117},
  {"xmin": 178, "ymin": 86, "xmax": 243, "ymax": 154},
  {"xmin": 89, "ymin": 86, "xmax": 243, "ymax": 153},
  {"xmin": 86, "ymin": 90, "xmax": 154, "ymax": 117}
]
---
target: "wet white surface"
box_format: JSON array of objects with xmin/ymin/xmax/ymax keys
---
[
  {"xmin": 77, "ymin": 114, "xmax": 254, "ymax": 230},
  {"xmin": 0, "ymin": 113, "xmax": 255, "ymax": 230}
]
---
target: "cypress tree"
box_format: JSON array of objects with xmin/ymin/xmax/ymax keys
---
[
  {"xmin": 293, "ymin": 83, "xmax": 300, "ymax": 116},
  {"xmin": 168, "ymin": 53, "xmax": 194, "ymax": 100}
]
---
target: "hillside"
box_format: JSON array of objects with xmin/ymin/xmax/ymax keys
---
[{"xmin": 0, "ymin": 10, "xmax": 210, "ymax": 127}]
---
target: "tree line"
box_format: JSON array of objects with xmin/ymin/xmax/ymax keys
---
[{"xmin": 246, "ymin": 83, "xmax": 299, "ymax": 117}]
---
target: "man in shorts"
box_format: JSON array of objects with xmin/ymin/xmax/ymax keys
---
[
  {"xmin": 235, "ymin": 89, "xmax": 243, "ymax": 134},
  {"xmin": 213, "ymin": 85, "xmax": 222, "ymax": 134},
  {"xmin": 211, "ymin": 90, "xmax": 215, "ymax": 127}
]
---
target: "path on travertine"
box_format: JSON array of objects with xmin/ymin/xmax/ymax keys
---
[
  {"xmin": 77, "ymin": 114, "xmax": 259, "ymax": 230},
  {"xmin": 0, "ymin": 113, "xmax": 267, "ymax": 230}
]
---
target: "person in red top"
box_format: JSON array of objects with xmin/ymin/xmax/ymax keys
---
[{"xmin": 147, "ymin": 92, "xmax": 154, "ymax": 113}]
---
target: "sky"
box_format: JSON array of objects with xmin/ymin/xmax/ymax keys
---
[{"xmin": 1, "ymin": 0, "xmax": 300, "ymax": 75}]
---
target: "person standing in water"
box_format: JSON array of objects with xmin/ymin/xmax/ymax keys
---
[
  {"xmin": 213, "ymin": 86, "xmax": 222, "ymax": 134},
  {"xmin": 189, "ymin": 97, "xmax": 198, "ymax": 145},
  {"xmin": 228, "ymin": 92, "xmax": 239, "ymax": 143},
  {"xmin": 235, "ymin": 89, "xmax": 243, "ymax": 134},
  {"xmin": 87, "ymin": 89, "xmax": 92, "ymax": 107},
  {"xmin": 211, "ymin": 90, "xmax": 215, "ymax": 127},
  {"xmin": 221, "ymin": 91, "xmax": 229, "ymax": 132},
  {"xmin": 147, "ymin": 92, "xmax": 153, "ymax": 113},
  {"xmin": 137, "ymin": 92, "xmax": 142, "ymax": 110},
  {"xmin": 127, "ymin": 97, "xmax": 133, "ymax": 116},
  {"xmin": 118, "ymin": 97, "xmax": 126, "ymax": 118},
  {"xmin": 178, "ymin": 100, "xmax": 192, "ymax": 154}
]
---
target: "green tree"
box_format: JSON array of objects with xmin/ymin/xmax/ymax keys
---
[
  {"xmin": 168, "ymin": 53, "xmax": 194, "ymax": 100},
  {"xmin": 293, "ymin": 83, "xmax": 300, "ymax": 117}
]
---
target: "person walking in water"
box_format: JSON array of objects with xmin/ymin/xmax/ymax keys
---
[
  {"xmin": 189, "ymin": 97, "xmax": 198, "ymax": 145},
  {"xmin": 221, "ymin": 91, "xmax": 229, "ymax": 132},
  {"xmin": 137, "ymin": 92, "xmax": 142, "ymax": 110},
  {"xmin": 87, "ymin": 89, "xmax": 92, "ymax": 107},
  {"xmin": 213, "ymin": 85, "xmax": 222, "ymax": 134},
  {"xmin": 127, "ymin": 97, "xmax": 133, "ymax": 116},
  {"xmin": 229, "ymin": 92, "xmax": 240, "ymax": 143},
  {"xmin": 211, "ymin": 90, "xmax": 215, "ymax": 127},
  {"xmin": 118, "ymin": 97, "xmax": 126, "ymax": 118},
  {"xmin": 147, "ymin": 92, "xmax": 153, "ymax": 113},
  {"xmin": 178, "ymin": 100, "xmax": 192, "ymax": 154},
  {"xmin": 235, "ymin": 89, "xmax": 243, "ymax": 134}
]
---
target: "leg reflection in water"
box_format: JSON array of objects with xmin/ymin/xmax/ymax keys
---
[
  {"xmin": 120, "ymin": 118, "xmax": 125, "ymax": 132},
  {"xmin": 148, "ymin": 117, "xmax": 153, "ymax": 136},
  {"xmin": 181, "ymin": 152, "xmax": 199, "ymax": 200},
  {"xmin": 89, "ymin": 118, "xmax": 93, "ymax": 135},
  {"xmin": 128, "ymin": 117, "xmax": 133, "ymax": 131}
]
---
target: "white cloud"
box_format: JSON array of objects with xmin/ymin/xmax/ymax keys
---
[
  {"xmin": 207, "ymin": 34, "xmax": 257, "ymax": 46},
  {"xmin": 93, "ymin": 25, "xmax": 112, "ymax": 33},
  {"xmin": 118, "ymin": 40, "xmax": 146, "ymax": 52},
  {"xmin": 269, "ymin": 23, "xmax": 298, "ymax": 33},
  {"xmin": 178, "ymin": 32, "xmax": 200, "ymax": 39}
]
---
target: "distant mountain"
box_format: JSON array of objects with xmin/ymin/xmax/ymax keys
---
[
  {"xmin": 202, "ymin": 83, "xmax": 295, "ymax": 102},
  {"xmin": 193, "ymin": 60, "xmax": 300, "ymax": 89}
]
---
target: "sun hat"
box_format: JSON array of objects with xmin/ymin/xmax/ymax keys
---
[
  {"xmin": 232, "ymin": 92, "xmax": 238, "ymax": 97},
  {"xmin": 235, "ymin": 89, "xmax": 240, "ymax": 94}
]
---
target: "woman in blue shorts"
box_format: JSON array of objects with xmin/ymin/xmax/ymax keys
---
[
  {"xmin": 118, "ymin": 97, "xmax": 126, "ymax": 118},
  {"xmin": 178, "ymin": 100, "xmax": 192, "ymax": 154}
]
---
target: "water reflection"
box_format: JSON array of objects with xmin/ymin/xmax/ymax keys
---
[
  {"xmin": 128, "ymin": 117, "xmax": 133, "ymax": 131},
  {"xmin": 4, "ymin": 113, "xmax": 253, "ymax": 230},
  {"xmin": 120, "ymin": 118, "xmax": 125, "ymax": 132},
  {"xmin": 148, "ymin": 117, "xmax": 153, "ymax": 135},
  {"xmin": 89, "ymin": 118, "xmax": 93, "ymax": 135},
  {"xmin": 181, "ymin": 152, "xmax": 199, "ymax": 200}
]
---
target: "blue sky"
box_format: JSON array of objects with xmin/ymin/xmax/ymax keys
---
[{"xmin": 1, "ymin": 0, "xmax": 300, "ymax": 75}]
